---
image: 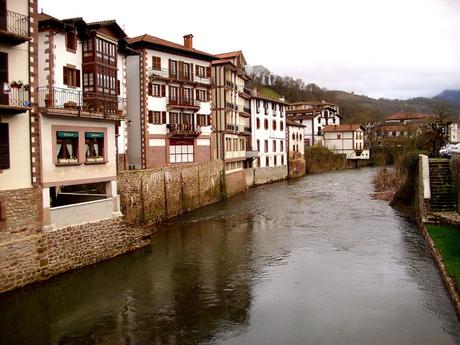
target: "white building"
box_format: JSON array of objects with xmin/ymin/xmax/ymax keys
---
[
  {"xmin": 0, "ymin": 0, "xmax": 42, "ymax": 237},
  {"xmin": 287, "ymin": 119, "xmax": 305, "ymax": 159},
  {"xmin": 250, "ymin": 91, "xmax": 287, "ymax": 168},
  {"xmin": 126, "ymin": 34, "xmax": 215, "ymax": 169},
  {"xmin": 37, "ymin": 14, "xmax": 131, "ymax": 229},
  {"xmin": 323, "ymin": 124, "xmax": 369, "ymax": 159},
  {"xmin": 286, "ymin": 101, "xmax": 341, "ymax": 146}
]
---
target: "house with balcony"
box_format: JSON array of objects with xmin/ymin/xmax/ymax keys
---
[
  {"xmin": 125, "ymin": 34, "xmax": 215, "ymax": 169},
  {"xmin": 37, "ymin": 13, "xmax": 133, "ymax": 229},
  {"xmin": 250, "ymin": 90, "xmax": 287, "ymax": 175},
  {"xmin": 0, "ymin": 0, "xmax": 41, "ymax": 235},
  {"xmin": 322, "ymin": 124, "xmax": 369, "ymax": 160},
  {"xmin": 286, "ymin": 101, "xmax": 341, "ymax": 146},
  {"xmin": 211, "ymin": 51, "xmax": 252, "ymax": 173}
]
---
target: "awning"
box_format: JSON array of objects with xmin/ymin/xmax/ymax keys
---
[
  {"xmin": 57, "ymin": 131, "xmax": 78, "ymax": 138},
  {"xmin": 85, "ymin": 132, "xmax": 104, "ymax": 139}
]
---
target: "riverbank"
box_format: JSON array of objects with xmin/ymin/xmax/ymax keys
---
[{"xmin": 422, "ymin": 224, "xmax": 460, "ymax": 317}]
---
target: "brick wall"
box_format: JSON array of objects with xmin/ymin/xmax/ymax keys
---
[
  {"xmin": 0, "ymin": 217, "xmax": 149, "ymax": 294},
  {"xmin": 118, "ymin": 160, "xmax": 225, "ymax": 225}
]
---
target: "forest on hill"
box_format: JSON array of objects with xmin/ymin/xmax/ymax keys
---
[{"xmin": 247, "ymin": 65, "xmax": 460, "ymax": 124}]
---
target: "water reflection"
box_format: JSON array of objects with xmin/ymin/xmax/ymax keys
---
[{"xmin": 0, "ymin": 168, "xmax": 459, "ymax": 345}]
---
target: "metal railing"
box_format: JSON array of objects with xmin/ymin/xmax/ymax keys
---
[
  {"xmin": 167, "ymin": 123, "xmax": 201, "ymax": 136},
  {"xmin": 4, "ymin": 10, "xmax": 29, "ymax": 37},
  {"xmin": 167, "ymin": 97, "xmax": 200, "ymax": 108},
  {"xmin": 0, "ymin": 86, "xmax": 30, "ymax": 107},
  {"xmin": 225, "ymin": 102, "xmax": 237, "ymax": 110},
  {"xmin": 226, "ymin": 124, "xmax": 236, "ymax": 131},
  {"xmin": 38, "ymin": 86, "xmax": 126, "ymax": 117},
  {"xmin": 225, "ymin": 80, "xmax": 235, "ymax": 89}
]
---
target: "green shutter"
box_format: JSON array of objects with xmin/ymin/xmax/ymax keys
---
[
  {"xmin": 85, "ymin": 132, "xmax": 104, "ymax": 139},
  {"xmin": 57, "ymin": 131, "xmax": 78, "ymax": 138}
]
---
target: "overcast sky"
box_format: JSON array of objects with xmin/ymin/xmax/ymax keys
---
[{"xmin": 38, "ymin": 0, "xmax": 460, "ymax": 100}]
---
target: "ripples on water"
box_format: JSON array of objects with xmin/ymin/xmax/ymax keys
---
[{"xmin": 0, "ymin": 168, "xmax": 459, "ymax": 345}]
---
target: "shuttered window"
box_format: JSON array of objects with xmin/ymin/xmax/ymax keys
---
[
  {"xmin": 0, "ymin": 123, "xmax": 9, "ymax": 169},
  {"xmin": 152, "ymin": 56, "xmax": 161, "ymax": 70}
]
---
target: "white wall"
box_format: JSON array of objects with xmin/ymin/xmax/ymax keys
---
[{"xmin": 126, "ymin": 55, "xmax": 141, "ymax": 168}]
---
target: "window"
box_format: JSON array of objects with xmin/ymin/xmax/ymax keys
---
[
  {"xmin": 274, "ymin": 155, "xmax": 277, "ymax": 166},
  {"xmin": 169, "ymin": 60, "xmax": 177, "ymax": 77},
  {"xmin": 272, "ymin": 120, "xmax": 277, "ymax": 131},
  {"xmin": 256, "ymin": 118, "xmax": 260, "ymax": 129},
  {"xmin": 83, "ymin": 72, "xmax": 94, "ymax": 92},
  {"xmin": 257, "ymin": 139, "xmax": 260, "ymax": 152},
  {"xmin": 196, "ymin": 65, "xmax": 205, "ymax": 77},
  {"xmin": 256, "ymin": 99, "xmax": 260, "ymax": 111},
  {"xmin": 196, "ymin": 89, "xmax": 207, "ymax": 102},
  {"xmin": 169, "ymin": 86, "xmax": 178, "ymax": 100},
  {"xmin": 337, "ymin": 134, "xmax": 341, "ymax": 139},
  {"xmin": 266, "ymin": 157, "xmax": 269, "ymax": 167},
  {"xmin": 96, "ymin": 38, "xmax": 116, "ymax": 66},
  {"xmin": 318, "ymin": 118, "xmax": 321, "ymax": 123},
  {"xmin": 85, "ymin": 132, "xmax": 104, "ymax": 161},
  {"xmin": 152, "ymin": 56, "xmax": 161, "ymax": 70},
  {"xmin": 300, "ymin": 134, "xmax": 302, "ymax": 141},
  {"xmin": 273, "ymin": 140, "xmax": 276, "ymax": 152},
  {"xmin": 226, "ymin": 138, "xmax": 231, "ymax": 151},
  {"xmin": 280, "ymin": 141, "xmax": 284, "ymax": 152},
  {"xmin": 151, "ymin": 84, "xmax": 161, "ymax": 97},
  {"xmin": 317, "ymin": 127, "xmax": 321, "ymax": 136},
  {"xmin": 0, "ymin": 123, "xmax": 9, "ymax": 169},
  {"xmin": 281, "ymin": 155, "xmax": 284, "ymax": 165},
  {"xmin": 169, "ymin": 139, "xmax": 194, "ymax": 163},
  {"xmin": 292, "ymin": 133, "xmax": 295, "ymax": 140},
  {"xmin": 280, "ymin": 121, "xmax": 284, "ymax": 131},
  {"xmin": 264, "ymin": 119, "xmax": 268, "ymax": 130},
  {"xmin": 264, "ymin": 140, "xmax": 268, "ymax": 153},
  {"xmin": 392, "ymin": 131, "xmax": 397, "ymax": 137},
  {"xmin": 63, "ymin": 66, "xmax": 80, "ymax": 88},
  {"xmin": 183, "ymin": 63, "xmax": 190, "ymax": 80},
  {"xmin": 333, "ymin": 117, "xmax": 336, "ymax": 124},
  {"xmin": 66, "ymin": 31, "xmax": 77, "ymax": 51},
  {"xmin": 169, "ymin": 112, "xmax": 179, "ymax": 124},
  {"xmin": 56, "ymin": 131, "xmax": 78, "ymax": 163},
  {"xmin": 197, "ymin": 114, "xmax": 210, "ymax": 126},
  {"xmin": 183, "ymin": 88, "xmax": 192, "ymax": 103}
]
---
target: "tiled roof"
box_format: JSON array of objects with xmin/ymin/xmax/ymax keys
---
[
  {"xmin": 376, "ymin": 124, "xmax": 415, "ymax": 131},
  {"xmin": 286, "ymin": 119, "xmax": 305, "ymax": 127},
  {"xmin": 384, "ymin": 112, "xmax": 428, "ymax": 121},
  {"xmin": 322, "ymin": 124, "xmax": 364, "ymax": 132},
  {"xmin": 215, "ymin": 51, "xmax": 242, "ymax": 59},
  {"xmin": 127, "ymin": 34, "xmax": 216, "ymax": 59}
]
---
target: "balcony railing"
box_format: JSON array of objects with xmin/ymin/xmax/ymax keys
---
[
  {"xmin": 149, "ymin": 67, "xmax": 212, "ymax": 84},
  {"xmin": 1, "ymin": 10, "xmax": 29, "ymax": 38},
  {"xmin": 167, "ymin": 123, "xmax": 201, "ymax": 137},
  {"xmin": 237, "ymin": 125, "xmax": 251, "ymax": 134},
  {"xmin": 226, "ymin": 124, "xmax": 236, "ymax": 131},
  {"xmin": 167, "ymin": 97, "xmax": 200, "ymax": 108},
  {"xmin": 38, "ymin": 86, "xmax": 126, "ymax": 117},
  {"xmin": 238, "ymin": 105, "xmax": 251, "ymax": 114},
  {"xmin": 0, "ymin": 86, "xmax": 30, "ymax": 109},
  {"xmin": 225, "ymin": 80, "xmax": 235, "ymax": 89}
]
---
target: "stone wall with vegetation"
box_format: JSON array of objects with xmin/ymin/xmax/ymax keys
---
[
  {"xmin": 0, "ymin": 217, "xmax": 149, "ymax": 294},
  {"xmin": 305, "ymin": 147, "xmax": 347, "ymax": 174},
  {"xmin": 254, "ymin": 166, "xmax": 287, "ymax": 185},
  {"xmin": 118, "ymin": 160, "xmax": 225, "ymax": 225},
  {"xmin": 450, "ymin": 152, "xmax": 460, "ymax": 213}
]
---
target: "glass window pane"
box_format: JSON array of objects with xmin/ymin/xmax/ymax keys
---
[
  {"xmin": 170, "ymin": 146, "xmax": 176, "ymax": 154},
  {"xmin": 188, "ymin": 154, "xmax": 193, "ymax": 162},
  {"xmin": 176, "ymin": 155, "xmax": 182, "ymax": 163},
  {"xmin": 169, "ymin": 155, "xmax": 175, "ymax": 163}
]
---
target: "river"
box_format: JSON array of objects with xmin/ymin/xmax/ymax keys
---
[{"xmin": 0, "ymin": 168, "xmax": 459, "ymax": 344}]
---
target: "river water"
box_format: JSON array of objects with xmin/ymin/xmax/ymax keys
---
[{"xmin": 1, "ymin": 168, "xmax": 459, "ymax": 345}]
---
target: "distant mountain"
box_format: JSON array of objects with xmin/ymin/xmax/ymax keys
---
[{"xmin": 435, "ymin": 90, "xmax": 460, "ymax": 104}]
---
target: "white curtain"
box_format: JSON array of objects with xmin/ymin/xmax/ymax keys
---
[
  {"xmin": 56, "ymin": 143, "xmax": 62, "ymax": 158},
  {"xmin": 66, "ymin": 143, "xmax": 73, "ymax": 157}
]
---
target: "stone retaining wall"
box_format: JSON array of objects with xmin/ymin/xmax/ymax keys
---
[
  {"xmin": 118, "ymin": 160, "xmax": 225, "ymax": 225},
  {"xmin": 254, "ymin": 166, "xmax": 288, "ymax": 185},
  {"xmin": 288, "ymin": 157, "xmax": 306, "ymax": 179},
  {"xmin": 0, "ymin": 217, "xmax": 149, "ymax": 294}
]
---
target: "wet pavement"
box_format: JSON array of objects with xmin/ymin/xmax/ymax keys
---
[{"xmin": 0, "ymin": 168, "xmax": 459, "ymax": 345}]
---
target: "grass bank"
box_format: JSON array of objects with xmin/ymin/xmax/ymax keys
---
[{"xmin": 427, "ymin": 224, "xmax": 460, "ymax": 288}]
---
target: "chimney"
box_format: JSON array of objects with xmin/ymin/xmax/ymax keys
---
[{"xmin": 183, "ymin": 34, "xmax": 193, "ymax": 49}]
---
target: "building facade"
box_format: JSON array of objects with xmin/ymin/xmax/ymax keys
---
[
  {"xmin": 0, "ymin": 0, "xmax": 41, "ymax": 235},
  {"xmin": 287, "ymin": 119, "xmax": 305, "ymax": 159},
  {"xmin": 286, "ymin": 101, "xmax": 341, "ymax": 146},
  {"xmin": 211, "ymin": 51, "xmax": 252, "ymax": 173},
  {"xmin": 322, "ymin": 124, "xmax": 369, "ymax": 159},
  {"xmin": 250, "ymin": 91, "xmax": 287, "ymax": 168},
  {"xmin": 126, "ymin": 34, "xmax": 215, "ymax": 169},
  {"xmin": 37, "ymin": 14, "xmax": 130, "ymax": 229}
]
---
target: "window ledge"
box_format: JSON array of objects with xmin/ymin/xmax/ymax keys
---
[
  {"xmin": 55, "ymin": 162, "xmax": 81, "ymax": 167},
  {"xmin": 84, "ymin": 160, "xmax": 108, "ymax": 165}
]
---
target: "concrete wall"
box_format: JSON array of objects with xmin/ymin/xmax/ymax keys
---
[
  {"xmin": 118, "ymin": 160, "xmax": 225, "ymax": 225},
  {"xmin": 225, "ymin": 169, "xmax": 247, "ymax": 197},
  {"xmin": 0, "ymin": 216, "xmax": 149, "ymax": 294}
]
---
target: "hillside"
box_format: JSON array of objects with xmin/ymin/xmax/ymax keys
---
[{"xmin": 435, "ymin": 90, "xmax": 460, "ymax": 104}]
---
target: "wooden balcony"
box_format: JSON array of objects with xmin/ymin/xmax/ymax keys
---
[
  {"xmin": 0, "ymin": 10, "xmax": 30, "ymax": 45},
  {"xmin": 149, "ymin": 68, "xmax": 213, "ymax": 85},
  {"xmin": 167, "ymin": 123, "xmax": 202, "ymax": 137},
  {"xmin": 167, "ymin": 97, "xmax": 200, "ymax": 110},
  {"xmin": 38, "ymin": 86, "xmax": 126, "ymax": 120},
  {"xmin": 0, "ymin": 86, "xmax": 31, "ymax": 114}
]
